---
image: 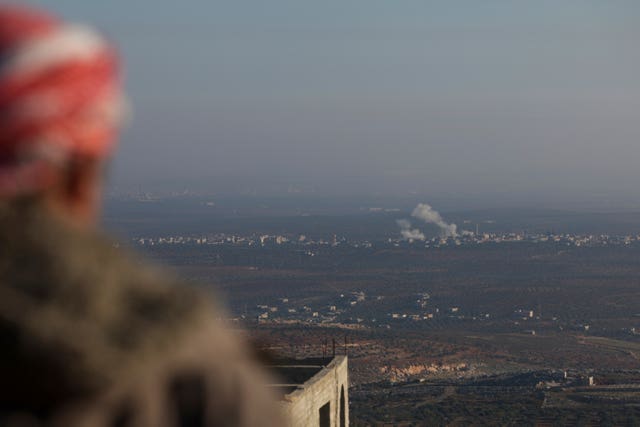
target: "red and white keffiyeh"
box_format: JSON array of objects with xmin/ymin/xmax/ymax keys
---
[{"xmin": 0, "ymin": 4, "xmax": 125, "ymax": 195}]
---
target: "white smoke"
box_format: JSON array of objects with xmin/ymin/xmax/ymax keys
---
[
  {"xmin": 411, "ymin": 203, "xmax": 458, "ymax": 237},
  {"xmin": 397, "ymin": 203, "xmax": 461, "ymax": 240},
  {"xmin": 396, "ymin": 219, "xmax": 425, "ymax": 241}
]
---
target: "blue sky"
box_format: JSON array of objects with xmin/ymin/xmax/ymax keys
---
[{"xmin": 33, "ymin": 1, "xmax": 640, "ymax": 205}]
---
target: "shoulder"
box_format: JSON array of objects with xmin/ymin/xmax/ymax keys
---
[
  {"xmin": 0, "ymin": 202, "xmax": 216, "ymax": 390},
  {"xmin": 0, "ymin": 203, "xmax": 285, "ymax": 425}
]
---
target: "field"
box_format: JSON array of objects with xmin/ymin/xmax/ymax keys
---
[{"xmin": 105, "ymin": 197, "xmax": 640, "ymax": 425}]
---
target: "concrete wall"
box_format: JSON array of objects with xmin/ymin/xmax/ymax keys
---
[{"xmin": 280, "ymin": 356, "xmax": 349, "ymax": 427}]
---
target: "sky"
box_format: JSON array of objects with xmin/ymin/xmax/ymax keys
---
[{"xmin": 33, "ymin": 0, "xmax": 640, "ymax": 206}]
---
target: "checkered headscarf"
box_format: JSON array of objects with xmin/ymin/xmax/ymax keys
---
[{"xmin": 0, "ymin": 5, "xmax": 125, "ymax": 195}]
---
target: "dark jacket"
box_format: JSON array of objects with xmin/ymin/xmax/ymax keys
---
[{"xmin": 0, "ymin": 201, "xmax": 283, "ymax": 427}]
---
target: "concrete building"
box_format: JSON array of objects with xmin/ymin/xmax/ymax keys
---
[{"xmin": 269, "ymin": 356, "xmax": 349, "ymax": 427}]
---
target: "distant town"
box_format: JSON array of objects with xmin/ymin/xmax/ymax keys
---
[
  {"xmin": 132, "ymin": 229, "xmax": 640, "ymax": 339},
  {"xmin": 133, "ymin": 229, "xmax": 640, "ymax": 249},
  {"xmin": 111, "ymin": 198, "xmax": 640, "ymax": 425}
]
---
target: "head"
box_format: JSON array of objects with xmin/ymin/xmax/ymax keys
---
[{"xmin": 0, "ymin": 5, "xmax": 125, "ymax": 227}]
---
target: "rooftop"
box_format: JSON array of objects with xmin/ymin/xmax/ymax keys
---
[{"xmin": 266, "ymin": 356, "xmax": 343, "ymax": 399}]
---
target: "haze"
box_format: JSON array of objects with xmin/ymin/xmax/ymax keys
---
[{"xmin": 35, "ymin": 0, "xmax": 640, "ymax": 207}]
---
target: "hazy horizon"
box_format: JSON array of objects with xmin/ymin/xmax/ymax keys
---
[{"xmin": 36, "ymin": 1, "xmax": 640, "ymax": 208}]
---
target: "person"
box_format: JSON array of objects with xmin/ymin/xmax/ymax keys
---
[{"xmin": 0, "ymin": 5, "xmax": 283, "ymax": 426}]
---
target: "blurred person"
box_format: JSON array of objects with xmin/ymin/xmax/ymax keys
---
[{"xmin": 0, "ymin": 5, "xmax": 283, "ymax": 426}]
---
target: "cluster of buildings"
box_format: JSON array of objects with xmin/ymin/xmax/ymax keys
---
[
  {"xmin": 134, "ymin": 233, "xmax": 360, "ymax": 248},
  {"xmin": 393, "ymin": 231, "xmax": 640, "ymax": 248},
  {"xmin": 251, "ymin": 292, "xmax": 368, "ymax": 326},
  {"xmin": 133, "ymin": 230, "xmax": 640, "ymax": 250},
  {"xmin": 244, "ymin": 290, "xmax": 494, "ymax": 329},
  {"xmin": 242, "ymin": 291, "xmax": 613, "ymax": 339}
]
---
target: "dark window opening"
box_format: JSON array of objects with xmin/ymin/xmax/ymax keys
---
[
  {"xmin": 319, "ymin": 401, "xmax": 330, "ymax": 427},
  {"xmin": 340, "ymin": 386, "xmax": 345, "ymax": 427},
  {"xmin": 168, "ymin": 373, "xmax": 206, "ymax": 427}
]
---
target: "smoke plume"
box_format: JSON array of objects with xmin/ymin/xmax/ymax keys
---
[
  {"xmin": 411, "ymin": 203, "xmax": 458, "ymax": 237},
  {"xmin": 397, "ymin": 203, "xmax": 461, "ymax": 240},
  {"xmin": 396, "ymin": 219, "xmax": 425, "ymax": 241}
]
